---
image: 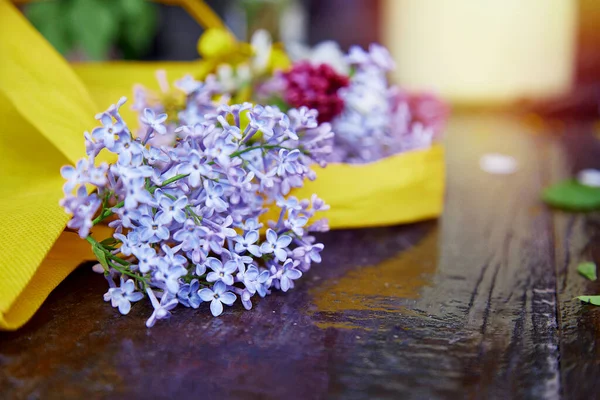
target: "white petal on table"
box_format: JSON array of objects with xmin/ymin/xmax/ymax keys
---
[
  {"xmin": 577, "ymin": 169, "xmax": 600, "ymax": 187},
  {"xmin": 479, "ymin": 153, "xmax": 519, "ymax": 175}
]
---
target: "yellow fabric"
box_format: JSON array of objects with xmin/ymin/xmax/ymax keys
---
[
  {"xmin": 0, "ymin": 0, "xmax": 100, "ymax": 330},
  {"xmin": 299, "ymin": 145, "xmax": 444, "ymax": 228},
  {"xmin": 0, "ymin": 0, "xmax": 445, "ymax": 331},
  {"xmin": 260, "ymin": 145, "xmax": 445, "ymax": 228},
  {"xmin": 72, "ymin": 61, "xmax": 206, "ymax": 128}
]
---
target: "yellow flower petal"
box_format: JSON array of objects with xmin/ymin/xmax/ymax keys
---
[
  {"xmin": 269, "ymin": 47, "xmax": 292, "ymax": 72},
  {"xmin": 197, "ymin": 28, "xmax": 238, "ymax": 59}
]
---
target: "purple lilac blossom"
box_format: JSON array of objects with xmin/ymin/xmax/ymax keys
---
[
  {"xmin": 60, "ymin": 91, "xmax": 330, "ymax": 326},
  {"xmin": 103, "ymin": 277, "xmax": 144, "ymax": 315},
  {"xmin": 330, "ymin": 44, "xmax": 447, "ymax": 163},
  {"xmin": 261, "ymin": 42, "xmax": 447, "ymax": 164}
]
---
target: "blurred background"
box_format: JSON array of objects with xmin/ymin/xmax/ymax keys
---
[{"xmin": 16, "ymin": 0, "xmax": 600, "ymax": 117}]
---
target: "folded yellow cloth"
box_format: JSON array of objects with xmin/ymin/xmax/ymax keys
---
[
  {"xmin": 0, "ymin": 0, "xmax": 444, "ymax": 330},
  {"xmin": 0, "ymin": 0, "xmax": 101, "ymax": 329}
]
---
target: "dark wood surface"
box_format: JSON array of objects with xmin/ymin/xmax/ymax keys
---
[{"xmin": 2, "ymin": 112, "xmax": 600, "ymax": 399}]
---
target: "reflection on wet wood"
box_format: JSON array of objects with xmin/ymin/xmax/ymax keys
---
[
  {"xmin": 1, "ymin": 112, "xmax": 599, "ymax": 399},
  {"xmin": 311, "ymin": 229, "xmax": 438, "ymax": 317}
]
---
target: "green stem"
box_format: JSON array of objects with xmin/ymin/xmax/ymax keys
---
[
  {"xmin": 85, "ymin": 235, "xmax": 99, "ymax": 247},
  {"xmin": 86, "ymin": 236, "xmax": 147, "ymax": 287},
  {"xmin": 160, "ymin": 192, "xmax": 202, "ymax": 222},
  {"xmin": 92, "ymin": 200, "xmax": 124, "ymax": 225},
  {"xmin": 230, "ymin": 144, "xmax": 296, "ymax": 158},
  {"xmin": 106, "ymin": 252, "xmax": 130, "ymax": 266},
  {"xmin": 160, "ymin": 173, "xmax": 190, "ymax": 187},
  {"xmin": 110, "ymin": 261, "xmax": 145, "ymax": 284}
]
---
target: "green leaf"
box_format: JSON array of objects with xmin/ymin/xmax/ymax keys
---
[
  {"xmin": 577, "ymin": 295, "xmax": 600, "ymax": 306},
  {"xmin": 25, "ymin": 1, "xmax": 72, "ymax": 55},
  {"xmin": 91, "ymin": 244, "xmax": 109, "ymax": 271},
  {"xmin": 578, "ymin": 262, "xmax": 597, "ymax": 281},
  {"xmin": 99, "ymin": 237, "xmax": 118, "ymax": 250},
  {"xmin": 68, "ymin": 0, "xmax": 119, "ymax": 60},
  {"xmin": 120, "ymin": 0, "xmax": 157, "ymax": 59},
  {"xmin": 119, "ymin": 0, "xmax": 147, "ymax": 19},
  {"xmin": 100, "ymin": 237, "xmax": 118, "ymax": 246},
  {"xmin": 542, "ymin": 179, "xmax": 600, "ymax": 211}
]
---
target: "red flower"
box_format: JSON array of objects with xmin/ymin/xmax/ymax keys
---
[{"xmin": 282, "ymin": 62, "xmax": 349, "ymax": 123}]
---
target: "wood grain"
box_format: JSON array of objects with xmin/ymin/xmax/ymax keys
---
[
  {"xmin": 1, "ymin": 112, "xmax": 598, "ymax": 399},
  {"xmin": 552, "ymin": 122, "xmax": 600, "ymax": 400}
]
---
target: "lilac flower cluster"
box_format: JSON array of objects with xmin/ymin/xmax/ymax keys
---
[
  {"xmin": 330, "ymin": 44, "xmax": 444, "ymax": 163},
  {"xmin": 262, "ymin": 42, "xmax": 448, "ymax": 164},
  {"xmin": 60, "ymin": 92, "xmax": 332, "ymax": 327}
]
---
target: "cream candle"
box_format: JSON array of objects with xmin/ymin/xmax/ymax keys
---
[{"xmin": 382, "ymin": 0, "xmax": 578, "ymax": 104}]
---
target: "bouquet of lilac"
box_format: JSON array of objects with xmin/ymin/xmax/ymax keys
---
[
  {"xmin": 60, "ymin": 95, "xmax": 332, "ymax": 327},
  {"xmin": 135, "ymin": 38, "xmax": 447, "ymax": 165},
  {"xmin": 263, "ymin": 42, "xmax": 449, "ymax": 164}
]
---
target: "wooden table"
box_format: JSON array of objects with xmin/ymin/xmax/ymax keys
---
[{"xmin": 2, "ymin": 112, "xmax": 599, "ymax": 399}]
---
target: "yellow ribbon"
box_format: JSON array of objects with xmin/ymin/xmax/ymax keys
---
[
  {"xmin": 0, "ymin": 0, "xmax": 106, "ymax": 329},
  {"xmin": 0, "ymin": 0, "xmax": 444, "ymax": 330}
]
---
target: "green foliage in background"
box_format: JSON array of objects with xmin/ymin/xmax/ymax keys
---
[
  {"xmin": 26, "ymin": 0, "xmax": 157, "ymax": 60},
  {"xmin": 578, "ymin": 262, "xmax": 597, "ymax": 281},
  {"xmin": 542, "ymin": 180, "xmax": 600, "ymax": 211},
  {"xmin": 577, "ymin": 295, "xmax": 600, "ymax": 305}
]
